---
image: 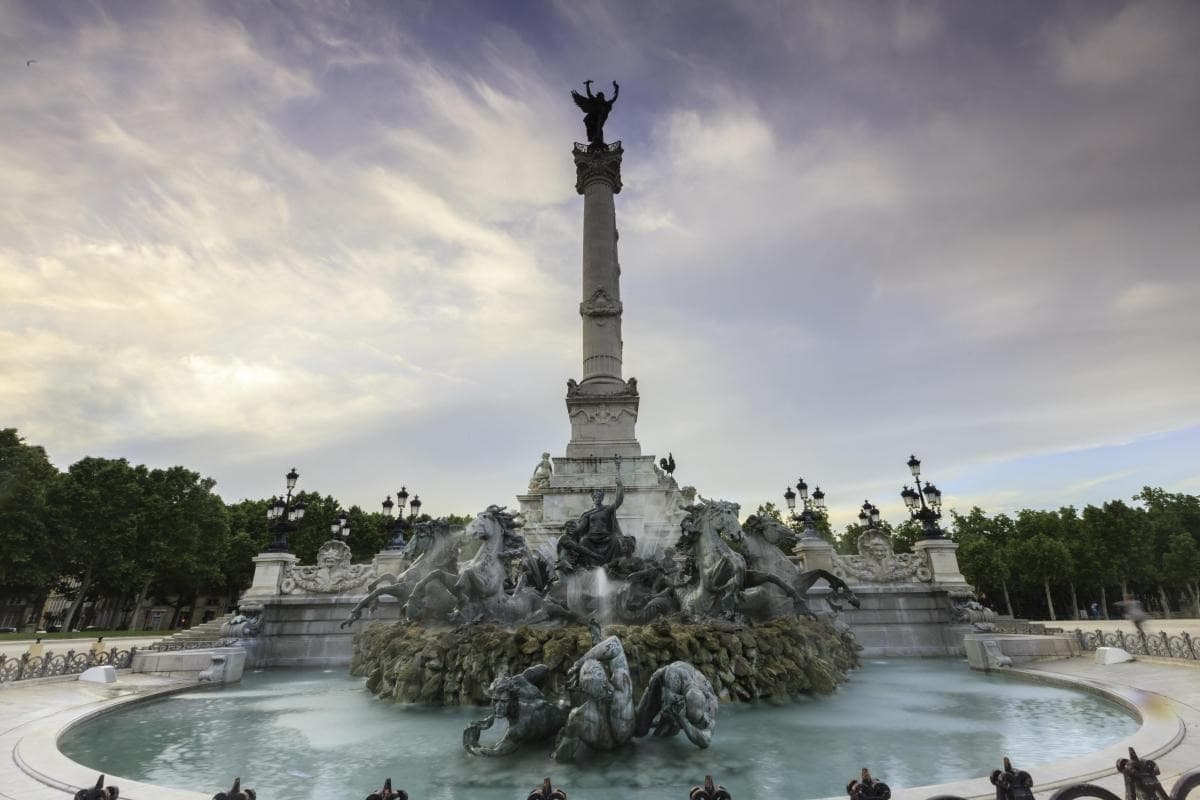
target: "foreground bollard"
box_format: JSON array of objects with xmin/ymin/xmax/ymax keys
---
[
  {"xmin": 74, "ymin": 774, "xmax": 119, "ymax": 800},
  {"xmin": 528, "ymin": 778, "xmax": 567, "ymax": 800},
  {"xmin": 367, "ymin": 777, "xmax": 408, "ymax": 800},
  {"xmin": 213, "ymin": 777, "xmax": 256, "ymax": 800},
  {"xmin": 991, "ymin": 757, "xmax": 1035, "ymax": 800},
  {"xmin": 690, "ymin": 775, "xmax": 731, "ymax": 800},
  {"xmin": 847, "ymin": 768, "xmax": 891, "ymax": 800}
]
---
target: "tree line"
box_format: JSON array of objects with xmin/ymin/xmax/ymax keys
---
[
  {"xmin": 758, "ymin": 487, "xmax": 1200, "ymax": 620},
  {"xmin": 0, "ymin": 429, "xmax": 454, "ymax": 632},
  {"xmin": 5, "ymin": 426, "xmax": 1197, "ymax": 630}
]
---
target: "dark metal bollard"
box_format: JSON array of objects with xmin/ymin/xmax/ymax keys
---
[
  {"xmin": 991, "ymin": 758, "xmax": 1034, "ymax": 800},
  {"xmin": 528, "ymin": 778, "xmax": 567, "ymax": 800},
  {"xmin": 213, "ymin": 777, "xmax": 256, "ymax": 800},
  {"xmin": 848, "ymin": 768, "xmax": 891, "ymax": 800},
  {"xmin": 691, "ymin": 775, "xmax": 731, "ymax": 800},
  {"xmin": 367, "ymin": 777, "xmax": 408, "ymax": 800},
  {"xmin": 73, "ymin": 774, "xmax": 119, "ymax": 800}
]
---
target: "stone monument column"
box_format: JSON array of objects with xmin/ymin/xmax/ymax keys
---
[
  {"xmin": 567, "ymin": 142, "xmax": 640, "ymax": 458},
  {"xmin": 576, "ymin": 143, "xmax": 625, "ymax": 389}
]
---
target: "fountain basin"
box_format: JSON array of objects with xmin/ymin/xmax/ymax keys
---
[{"xmin": 57, "ymin": 659, "xmax": 1138, "ymax": 800}]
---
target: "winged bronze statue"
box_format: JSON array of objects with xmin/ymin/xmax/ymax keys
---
[{"xmin": 571, "ymin": 79, "xmax": 619, "ymax": 146}]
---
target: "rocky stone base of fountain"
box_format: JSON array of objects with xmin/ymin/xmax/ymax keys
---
[{"xmin": 350, "ymin": 618, "xmax": 859, "ymax": 706}]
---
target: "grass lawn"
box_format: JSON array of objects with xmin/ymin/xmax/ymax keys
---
[{"xmin": 0, "ymin": 629, "xmax": 165, "ymax": 642}]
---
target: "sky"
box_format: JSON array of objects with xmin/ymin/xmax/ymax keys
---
[{"xmin": 2, "ymin": 0, "xmax": 1198, "ymax": 530}]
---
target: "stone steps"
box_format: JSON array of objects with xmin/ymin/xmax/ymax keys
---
[{"xmin": 153, "ymin": 613, "xmax": 235, "ymax": 646}]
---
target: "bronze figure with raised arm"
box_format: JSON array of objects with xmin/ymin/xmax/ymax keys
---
[{"xmin": 571, "ymin": 79, "xmax": 620, "ymax": 146}]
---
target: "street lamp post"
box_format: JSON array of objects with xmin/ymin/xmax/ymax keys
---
[
  {"xmin": 900, "ymin": 454, "xmax": 945, "ymax": 539},
  {"xmin": 383, "ymin": 487, "xmax": 421, "ymax": 550},
  {"xmin": 265, "ymin": 467, "xmax": 306, "ymax": 553},
  {"xmin": 330, "ymin": 512, "xmax": 351, "ymax": 542},
  {"xmin": 857, "ymin": 500, "xmax": 882, "ymax": 530},
  {"xmin": 783, "ymin": 477, "xmax": 827, "ymax": 540}
]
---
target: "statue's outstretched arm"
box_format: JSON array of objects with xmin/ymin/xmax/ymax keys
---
[
  {"xmin": 611, "ymin": 477, "xmax": 624, "ymax": 510},
  {"xmin": 611, "ymin": 81, "xmax": 619, "ymax": 103}
]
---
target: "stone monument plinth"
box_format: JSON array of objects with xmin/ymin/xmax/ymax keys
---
[{"xmin": 517, "ymin": 142, "xmax": 691, "ymax": 551}]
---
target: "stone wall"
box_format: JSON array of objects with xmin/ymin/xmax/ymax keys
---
[
  {"xmin": 349, "ymin": 617, "xmax": 859, "ymax": 706},
  {"xmin": 248, "ymin": 596, "xmax": 404, "ymax": 668},
  {"xmin": 828, "ymin": 585, "xmax": 974, "ymax": 657}
]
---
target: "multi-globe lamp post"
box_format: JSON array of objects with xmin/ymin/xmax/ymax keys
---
[
  {"xmin": 901, "ymin": 454, "xmax": 945, "ymax": 539},
  {"xmin": 857, "ymin": 500, "xmax": 882, "ymax": 530},
  {"xmin": 265, "ymin": 467, "xmax": 306, "ymax": 553},
  {"xmin": 330, "ymin": 512, "xmax": 351, "ymax": 542},
  {"xmin": 382, "ymin": 486, "xmax": 421, "ymax": 550},
  {"xmin": 783, "ymin": 477, "xmax": 826, "ymax": 539}
]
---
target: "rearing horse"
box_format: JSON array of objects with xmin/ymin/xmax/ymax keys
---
[
  {"xmin": 340, "ymin": 519, "xmax": 459, "ymax": 628},
  {"xmin": 407, "ymin": 505, "xmax": 544, "ymax": 625},
  {"xmin": 738, "ymin": 513, "xmax": 860, "ymax": 619},
  {"xmin": 674, "ymin": 498, "xmax": 748, "ymax": 620}
]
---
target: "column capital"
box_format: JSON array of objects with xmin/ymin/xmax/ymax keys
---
[{"xmin": 574, "ymin": 141, "xmax": 623, "ymax": 194}]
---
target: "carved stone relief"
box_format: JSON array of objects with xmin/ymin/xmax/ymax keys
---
[
  {"xmin": 833, "ymin": 529, "xmax": 932, "ymax": 584},
  {"xmin": 580, "ymin": 288, "xmax": 623, "ymax": 319},
  {"xmin": 569, "ymin": 405, "xmax": 637, "ymax": 424},
  {"xmin": 280, "ymin": 540, "xmax": 376, "ymax": 594}
]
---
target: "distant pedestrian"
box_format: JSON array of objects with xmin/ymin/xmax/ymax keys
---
[{"xmin": 1089, "ymin": 601, "xmax": 1100, "ymax": 620}]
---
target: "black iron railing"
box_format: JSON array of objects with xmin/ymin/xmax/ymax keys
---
[
  {"xmin": 70, "ymin": 752, "xmax": 1200, "ymax": 800},
  {"xmin": 0, "ymin": 646, "xmax": 137, "ymax": 683},
  {"xmin": 1074, "ymin": 628, "xmax": 1200, "ymax": 661}
]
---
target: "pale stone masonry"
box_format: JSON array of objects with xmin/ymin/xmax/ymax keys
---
[{"xmin": 518, "ymin": 142, "xmax": 692, "ymax": 550}]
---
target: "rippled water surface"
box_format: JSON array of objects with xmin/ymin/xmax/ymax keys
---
[{"xmin": 60, "ymin": 660, "xmax": 1136, "ymax": 800}]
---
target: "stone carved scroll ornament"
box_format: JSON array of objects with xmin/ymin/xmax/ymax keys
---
[
  {"xmin": 280, "ymin": 540, "xmax": 376, "ymax": 594},
  {"xmin": 832, "ymin": 529, "xmax": 932, "ymax": 584}
]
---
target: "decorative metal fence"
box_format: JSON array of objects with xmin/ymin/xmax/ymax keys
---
[
  {"xmin": 984, "ymin": 618, "xmax": 1200, "ymax": 663},
  {"xmin": 0, "ymin": 646, "xmax": 137, "ymax": 683},
  {"xmin": 1074, "ymin": 628, "xmax": 1200, "ymax": 661},
  {"xmin": 70, "ymin": 752, "xmax": 1200, "ymax": 800}
]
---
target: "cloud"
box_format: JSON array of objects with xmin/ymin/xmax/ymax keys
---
[
  {"xmin": 1054, "ymin": 1, "xmax": 1200, "ymax": 90},
  {"xmin": 1, "ymin": 0, "xmax": 1198, "ymax": 525}
]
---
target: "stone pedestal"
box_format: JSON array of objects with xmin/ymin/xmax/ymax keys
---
[
  {"xmin": 518, "ymin": 454, "xmax": 693, "ymax": 552},
  {"xmin": 244, "ymin": 552, "xmax": 297, "ymax": 601},
  {"xmin": 913, "ymin": 538, "xmax": 968, "ymax": 586},
  {"xmin": 372, "ymin": 550, "xmax": 408, "ymax": 579},
  {"xmin": 795, "ymin": 536, "xmax": 837, "ymax": 572}
]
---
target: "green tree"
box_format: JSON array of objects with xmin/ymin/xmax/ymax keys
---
[
  {"xmin": 0, "ymin": 429, "xmax": 64, "ymax": 629},
  {"xmin": 951, "ymin": 507, "xmax": 1016, "ymax": 616},
  {"xmin": 140, "ymin": 467, "xmax": 230, "ymax": 628},
  {"xmin": 1161, "ymin": 532, "xmax": 1200, "ymax": 617},
  {"xmin": 1013, "ymin": 510, "xmax": 1074, "ymax": 620},
  {"xmin": 52, "ymin": 457, "xmax": 150, "ymax": 630},
  {"xmin": 890, "ymin": 518, "xmax": 924, "ymax": 554},
  {"xmin": 1136, "ymin": 487, "xmax": 1200, "ymax": 617}
]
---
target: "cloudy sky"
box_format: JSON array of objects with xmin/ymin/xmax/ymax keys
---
[{"xmin": 3, "ymin": 0, "xmax": 1198, "ymax": 528}]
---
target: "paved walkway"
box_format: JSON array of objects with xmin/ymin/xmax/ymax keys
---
[
  {"xmin": 1, "ymin": 657, "xmax": 1197, "ymax": 800},
  {"xmin": 0, "ymin": 674, "xmax": 208, "ymax": 800}
]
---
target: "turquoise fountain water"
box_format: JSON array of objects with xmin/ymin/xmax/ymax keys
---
[{"xmin": 60, "ymin": 660, "xmax": 1135, "ymax": 800}]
